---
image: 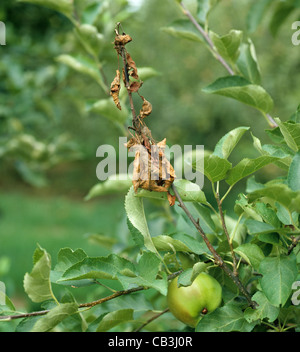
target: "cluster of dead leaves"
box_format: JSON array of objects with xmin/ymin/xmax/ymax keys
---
[
  {"xmin": 126, "ymin": 137, "xmax": 176, "ymax": 206},
  {"xmin": 111, "ymin": 28, "xmax": 176, "ymax": 206},
  {"xmin": 110, "ymin": 33, "xmax": 144, "ymax": 110}
]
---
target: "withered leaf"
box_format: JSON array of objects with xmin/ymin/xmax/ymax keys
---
[
  {"xmin": 140, "ymin": 96, "xmax": 152, "ymax": 119},
  {"xmin": 110, "ymin": 69, "xmax": 121, "ymax": 110},
  {"xmin": 126, "ymin": 138, "xmax": 176, "ymax": 205},
  {"xmin": 124, "ymin": 137, "xmax": 138, "ymax": 149},
  {"xmin": 167, "ymin": 192, "xmax": 176, "ymax": 206},
  {"xmin": 114, "ymin": 34, "xmax": 132, "ymax": 46},
  {"xmin": 129, "ymin": 81, "xmax": 143, "ymax": 93},
  {"xmin": 126, "ymin": 53, "xmax": 139, "ymax": 79},
  {"xmin": 157, "ymin": 138, "xmax": 166, "ymax": 149}
]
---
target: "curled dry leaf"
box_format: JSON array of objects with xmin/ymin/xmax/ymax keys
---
[
  {"xmin": 110, "ymin": 69, "xmax": 121, "ymax": 110},
  {"xmin": 122, "ymin": 65, "xmax": 142, "ymax": 93},
  {"xmin": 114, "ymin": 34, "xmax": 132, "ymax": 46},
  {"xmin": 129, "ymin": 81, "xmax": 143, "ymax": 93},
  {"xmin": 126, "ymin": 138, "xmax": 176, "ymax": 206},
  {"xmin": 167, "ymin": 193, "xmax": 176, "ymax": 207},
  {"xmin": 126, "ymin": 53, "xmax": 139, "ymax": 79},
  {"xmin": 140, "ymin": 96, "xmax": 152, "ymax": 119}
]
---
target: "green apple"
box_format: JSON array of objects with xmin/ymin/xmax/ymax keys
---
[{"xmin": 167, "ymin": 272, "xmax": 222, "ymax": 327}]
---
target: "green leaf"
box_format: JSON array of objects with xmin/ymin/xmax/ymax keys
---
[
  {"xmin": 226, "ymin": 156, "xmax": 279, "ymax": 186},
  {"xmin": 288, "ymin": 151, "xmax": 300, "ymax": 191},
  {"xmin": 31, "ymin": 303, "xmax": 78, "ymax": 332},
  {"xmin": 81, "ymin": 1, "xmax": 104, "ymax": 24},
  {"xmin": 254, "ymin": 202, "xmax": 281, "ymax": 228},
  {"xmin": 275, "ymin": 118, "xmax": 300, "ymax": 152},
  {"xmin": 213, "ymin": 126, "xmax": 249, "ymax": 160},
  {"xmin": 193, "ymin": 151, "xmax": 232, "ymax": 182},
  {"xmin": 245, "ymin": 219, "xmax": 280, "ymax": 236},
  {"xmin": 247, "ymin": 183, "xmax": 300, "ymax": 213},
  {"xmin": 234, "ymin": 193, "xmax": 263, "ymax": 221},
  {"xmin": 85, "ymin": 174, "xmax": 132, "ymax": 200},
  {"xmin": 257, "ymin": 233, "xmax": 280, "ymax": 245},
  {"xmin": 246, "ymin": 0, "xmax": 273, "ymax": 33},
  {"xmin": 117, "ymin": 252, "xmax": 168, "ymax": 295},
  {"xmin": 290, "ymin": 104, "xmax": 300, "ymax": 123},
  {"xmin": 202, "ymin": 75, "xmax": 273, "ymax": 114},
  {"xmin": 234, "ymin": 243, "xmax": 265, "ymax": 270},
  {"xmin": 152, "ymin": 235, "xmax": 192, "ymax": 253},
  {"xmin": 75, "ymin": 24, "xmax": 104, "ymax": 58},
  {"xmin": 246, "ymin": 176, "xmax": 265, "ymax": 193},
  {"xmin": 177, "ymin": 262, "xmax": 208, "ymax": 286},
  {"xmin": 59, "ymin": 254, "xmax": 136, "ymax": 282},
  {"xmin": 87, "ymin": 97, "xmax": 129, "ymax": 124},
  {"xmin": 236, "ymin": 39, "xmax": 261, "ymax": 84},
  {"xmin": 197, "ymin": 0, "xmax": 220, "ymax": 23},
  {"xmin": 18, "ymin": 0, "xmax": 74, "ymax": 18},
  {"xmin": 269, "ymin": 2, "xmax": 294, "ymax": 36},
  {"xmin": 196, "ymin": 304, "xmax": 255, "ymax": 332},
  {"xmin": 275, "ymin": 202, "xmax": 298, "ymax": 226},
  {"xmin": 161, "ymin": 19, "xmax": 204, "ymax": 43},
  {"xmin": 259, "ymin": 255, "xmax": 298, "ymax": 306},
  {"xmin": 95, "ymin": 309, "xmax": 134, "ymax": 332},
  {"xmin": 260, "ymin": 143, "xmax": 294, "ymax": 170},
  {"xmin": 0, "ymin": 292, "xmax": 15, "ymax": 312},
  {"xmin": 56, "ymin": 55, "xmax": 104, "ymax": 88},
  {"xmin": 86, "ymin": 233, "xmax": 117, "ymax": 250},
  {"xmin": 127, "ymin": 218, "xmax": 144, "ymax": 248},
  {"xmin": 24, "ymin": 246, "xmax": 56, "ymax": 303},
  {"xmin": 171, "ymin": 179, "xmax": 207, "ymax": 203},
  {"xmin": 153, "ymin": 233, "xmax": 208, "ymax": 255},
  {"xmin": 244, "ymin": 291, "xmax": 279, "ymax": 323},
  {"xmin": 137, "ymin": 67, "xmax": 161, "ymax": 81},
  {"xmin": 125, "ymin": 186, "xmax": 157, "ymax": 253},
  {"xmin": 210, "ymin": 29, "xmax": 243, "ymax": 64},
  {"xmin": 54, "ymin": 248, "xmax": 88, "ymax": 273},
  {"xmin": 51, "ymin": 248, "xmax": 92, "ymax": 287}
]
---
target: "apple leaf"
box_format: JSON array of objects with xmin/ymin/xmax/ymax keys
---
[
  {"xmin": 196, "ymin": 304, "xmax": 256, "ymax": 332},
  {"xmin": 213, "ymin": 126, "xmax": 250, "ymax": 160},
  {"xmin": 202, "ymin": 75, "xmax": 273, "ymax": 113},
  {"xmin": 259, "ymin": 254, "xmax": 298, "ymax": 307}
]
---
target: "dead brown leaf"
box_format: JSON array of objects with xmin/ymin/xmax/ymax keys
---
[
  {"xmin": 129, "ymin": 81, "xmax": 143, "ymax": 93},
  {"xmin": 126, "ymin": 53, "xmax": 139, "ymax": 79},
  {"xmin": 126, "ymin": 138, "xmax": 176, "ymax": 205},
  {"xmin": 167, "ymin": 192, "xmax": 176, "ymax": 206},
  {"xmin": 110, "ymin": 70, "xmax": 121, "ymax": 110},
  {"xmin": 114, "ymin": 34, "xmax": 132, "ymax": 46},
  {"xmin": 139, "ymin": 96, "xmax": 152, "ymax": 119}
]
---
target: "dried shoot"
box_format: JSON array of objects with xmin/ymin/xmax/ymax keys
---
[{"xmin": 111, "ymin": 24, "xmax": 176, "ymax": 205}]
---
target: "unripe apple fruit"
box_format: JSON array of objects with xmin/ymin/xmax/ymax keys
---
[{"xmin": 167, "ymin": 272, "xmax": 222, "ymax": 327}]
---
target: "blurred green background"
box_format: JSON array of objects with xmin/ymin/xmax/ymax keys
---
[{"xmin": 0, "ymin": 0, "xmax": 299, "ymax": 311}]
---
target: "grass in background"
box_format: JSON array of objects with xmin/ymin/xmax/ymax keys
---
[{"xmin": 0, "ymin": 191, "xmax": 125, "ymax": 306}]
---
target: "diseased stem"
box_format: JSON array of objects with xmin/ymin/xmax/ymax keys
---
[
  {"xmin": 120, "ymin": 49, "xmax": 139, "ymax": 131},
  {"xmin": 172, "ymin": 183, "xmax": 258, "ymax": 309},
  {"xmin": 114, "ymin": 24, "xmax": 141, "ymax": 134}
]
